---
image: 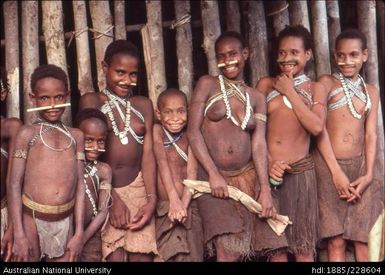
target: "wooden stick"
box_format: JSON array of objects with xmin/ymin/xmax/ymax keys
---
[
  {"xmin": 114, "ymin": 0, "xmax": 127, "ymax": 40},
  {"xmin": 85, "ymin": 148, "xmax": 106, "ymax": 152},
  {"xmin": 242, "ymin": 1, "xmax": 269, "ymax": 87},
  {"xmin": 217, "ymin": 60, "xmax": 238, "ymax": 68},
  {"xmin": 141, "ymin": 1, "xmax": 167, "ymax": 106},
  {"xmin": 326, "ymin": 0, "xmax": 341, "ymax": 65},
  {"xmin": 42, "ymin": 1, "xmax": 71, "ymax": 125},
  {"xmin": 27, "ymin": 103, "xmax": 71, "ymax": 113},
  {"xmin": 174, "ymin": 0, "xmax": 193, "ymax": 101},
  {"xmin": 72, "ymin": 1, "xmax": 94, "ymax": 96},
  {"xmin": 89, "ymin": 1, "xmax": 113, "ymax": 92},
  {"xmin": 288, "ymin": 0, "xmax": 310, "ymax": 30},
  {"xmin": 22, "ymin": 1, "xmax": 39, "ymax": 124},
  {"xmin": 3, "ymin": 1, "xmax": 20, "ymax": 119},
  {"xmin": 201, "ymin": 0, "xmax": 221, "ymax": 76},
  {"xmin": 225, "ymin": 1, "xmax": 241, "ymax": 32},
  {"xmin": 310, "ymin": 1, "xmax": 331, "ymax": 77}
]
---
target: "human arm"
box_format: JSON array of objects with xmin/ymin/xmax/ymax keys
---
[
  {"xmin": 181, "ymin": 146, "xmax": 198, "ymax": 209},
  {"xmin": 129, "ymin": 99, "xmax": 157, "ymax": 231},
  {"xmin": 66, "ymin": 129, "xmax": 85, "ymax": 262},
  {"xmin": 187, "ymin": 76, "xmax": 229, "ymax": 198}
]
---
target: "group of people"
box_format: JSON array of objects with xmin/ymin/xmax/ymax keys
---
[{"xmin": 0, "ymin": 24, "xmax": 382, "ymax": 262}]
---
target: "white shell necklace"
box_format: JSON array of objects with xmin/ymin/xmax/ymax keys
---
[
  {"xmin": 36, "ymin": 120, "xmax": 75, "ymax": 152},
  {"xmin": 84, "ymin": 160, "xmax": 99, "ymax": 217},
  {"xmin": 218, "ymin": 75, "xmax": 252, "ymax": 130}
]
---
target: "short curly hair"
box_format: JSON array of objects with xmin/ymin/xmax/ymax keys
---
[
  {"xmin": 104, "ymin": 40, "xmax": 140, "ymax": 65},
  {"xmin": 335, "ymin": 29, "xmax": 367, "ymax": 50},
  {"xmin": 277, "ymin": 25, "xmax": 313, "ymax": 51},
  {"xmin": 30, "ymin": 64, "xmax": 68, "ymax": 92},
  {"xmin": 74, "ymin": 108, "xmax": 108, "ymax": 128}
]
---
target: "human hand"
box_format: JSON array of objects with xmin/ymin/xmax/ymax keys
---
[
  {"xmin": 0, "ymin": 226, "xmax": 13, "ymax": 262},
  {"xmin": 109, "ymin": 193, "xmax": 130, "ymax": 229},
  {"xmin": 269, "ymin": 160, "xmax": 291, "ymax": 182},
  {"xmin": 66, "ymin": 234, "xmax": 83, "ymax": 262},
  {"xmin": 347, "ymin": 175, "xmax": 371, "ymax": 202},
  {"xmin": 273, "ymin": 71, "xmax": 295, "ymax": 96},
  {"xmin": 257, "ymin": 190, "xmax": 277, "ymax": 219},
  {"xmin": 168, "ymin": 197, "xmax": 187, "ymax": 224},
  {"xmin": 128, "ymin": 201, "xmax": 155, "ymax": 231},
  {"xmin": 331, "ymin": 170, "xmax": 357, "ymax": 202},
  {"xmin": 209, "ymin": 172, "xmax": 229, "ymax": 199},
  {"xmin": 12, "ymin": 235, "xmax": 33, "ymax": 262}
]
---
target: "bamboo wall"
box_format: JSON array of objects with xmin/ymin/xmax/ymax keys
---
[{"xmin": 0, "ymin": 0, "xmax": 384, "ymax": 261}]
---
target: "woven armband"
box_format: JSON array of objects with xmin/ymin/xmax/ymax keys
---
[
  {"xmin": 13, "ymin": 149, "xmax": 28, "ymax": 160},
  {"xmin": 254, "ymin": 113, "xmax": 267, "ymax": 123},
  {"xmin": 99, "ymin": 180, "xmax": 112, "ymax": 190},
  {"xmin": 76, "ymin": 152, "xmax": 86, "ymax": 161}
]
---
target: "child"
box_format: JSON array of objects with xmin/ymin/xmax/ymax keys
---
[
  {"xmin": 153, "ymin": 88, "xmax": 203, "ymax": 261},
  {"xmin": 314, "ymin": 29, "xmax": 382, "ymax": 261},
  {"xmin": 8, "ymin": 64, "xmax": 85, "ymax": 262},
  {"xmin": 74, "ymin": 108, "xmax": 112, "ymax": 262},
  {"xmin": 79, "ymin": 40, "xmax": 157, "ymax": 262},
  {"xmin": 188, "ymin": 31, "xmax": 287, "ymax": 262},
  {"xmin": 256, "ymin": 25, "xmax": 327, "ymax": 261},
  {"xmin": 0, "ymin": 66, "xmax": 22, "ymax": 261}
]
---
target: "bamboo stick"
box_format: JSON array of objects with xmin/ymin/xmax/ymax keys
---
[
  {"xmin": 114, "ymin": 0, "xmax": 127, "ymax": 40},
  {"xmin": 72, "ymin": 1, "xmax": 94, "ymax": 96},
  {"xmin": 89, "ymin": 0, "xmax": 114, "ymax": 92},
  {"xmin": 42, "ymin": 0, "xmax": 71, "ymax": 125},
  {"xmin": 3, "ymin": 1, "xmax": 20, "ymax": 119},
  {"xmin": 201, "ymin": 0, "xmax": 221, "ymax": 76},
  {"xmin": 242, "ymin": 1, "xmax": 269, "ymax": 87},
  {"xmin": 26, "ymin": 103, "xmax": 71, "ymax": 113},
  {"xmin": 21, "ymin": 1, "xmax": 39, "ymax": 124},
  {"xmin": 326, "ymin": 0, "xmax": 341, "ymax": 67},
  {"xmin": 174, "ymin": 0, "xmax": 193, "ymax": 100},
  {"xmin": 310, "ymin": 0, "xmax": 331, "ymax": 77},
  {"xmin": 268, "ymin": 1, "xmax": 290, "ymax": 36},
  {"xmin": 225, "ymin": 1, "xmax": 241, "ymax": 33},
  {"xmin": 141, "ymin": 0, "xmax": 167, "ymax": 106},
  {"xmin": 357, "ymin": 0, "xmax": 385, "ymax": 262},
  {"xmin": 288, "ymin": 0, "xmax": 310, "ymax": 30}
]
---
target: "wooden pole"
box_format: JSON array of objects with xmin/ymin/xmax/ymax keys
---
[
  {"xmin": 174, "ymin": 0, "xmax": 193, "ymax": 100},
  {"xmin": 42, "ymin": 0, "xmax": 71, "ymax": 125},
  {"xmin": 357, "ymin": 0, "xmax": 385, "ymax": 262},
  {"xmin": 22, "ymin": 1, "xmax": 39, "ymax": 124},
  {"xmin": 72, "ymin": 0, "xmax": 94, "ymax": 96},
  {"xmin": 3, "ymin": 1, "xmax": 20, "ymax": 119},
  {"xmin": 243, "ymin": 1, "xmax": 269, "ymax": 87},
  {"xmin": 141, "ymin": 0, "xmax": 167, "ymax": 106},
  {"xmin": 288, "ymin": 0, "xmax": 310, "ymax": 30},
  {"xmin": 89, "ymin": 0, "xmax": 114, "ymax": 92},
  {"xmin": 326, "ymin": 0, "xmax": 341, "ymax": 67},
  {"xmin": 225, "ymin": 1, "xmax": 241, "ymax": 33},
  {"xmin": 268, "ymin": 1, "xmax": 290, "ymax": 36},
  {"xmin": 377, "ymin": 0, "xmax": 385, "ymax": 122},
  {"xmin": 201, "ymin": 0, "xmax": 221, "ymax": 76},
  {"xmin": 310, "ymin": 0, "xmax": 331, "ymax": 77},
  {"xmin": 114, "ymin": 0, "xmax": 127, "ymax": 40}
]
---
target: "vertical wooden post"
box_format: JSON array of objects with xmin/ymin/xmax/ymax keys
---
[
  {"xmin": 201, "ymin": 0, "xmax": 221, "ymax": 76},
  {"xmin": 72, "ymin": 0, "xmax": 94, "ymax": 96},
  {"xmin": 3, "ymin": 1, "xmax": 20, "ymax": 119},
  {"xmin": 310, "ymin": 0, "xmax": 331, "ymax": 77},
  {"xmin": 268, "ymin": 1, "xmax": 290, "ymax": 36},
  {"xmin": 141, "ymin": 0, "xmax": 167, "ymax": 106},
  {"xmin": 377, "ymin": 0, "xmax": 385, "ymax": 116},
  {"xmin": 174, "ymin": 0, "xmax": 193, "ymax": 100},
  {"xmin": 358, "ymin": 0, "xmax": 385, "ymax": 262},
  {"xmin": 22, "ymin": 1, "xmax": 39, "ymax": 124},
  {"xmin": 243, "ymin": 1, "xmax": 269, "ymax": 87},
  {"xmin": 42, "ymin": 0, "xmax": 71, "ymax": 125},
  {"xmin": 89, "ymin": 0, "xmax": 114, "ymax": 92},
  {"xmin": 114, "ymin": 0, "xmax": 127, "ymax": 40},
  {"xmin": 326, "ymin": 0, "xmax": 341, "ymax": 65},
  {"xmin": 288, "ymin": 0, "xmax": 310, "ymax": 30},
  {"xmin": 225, "ymin": 1, "xmax": 241, "ymax": 33}
]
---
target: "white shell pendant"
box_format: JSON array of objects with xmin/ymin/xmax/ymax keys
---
[
  {"xmin": 119, "ymin": 132, "xmax": 128, "ymax": 145},
  {"xmin": 283, "ymin": 96, "xmax": 293, "ymax": 109}
]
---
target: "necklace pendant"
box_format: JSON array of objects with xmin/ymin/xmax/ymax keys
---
[
  {"xmin": 283, "ymin": 96, "xmax": 293, "ymax": 109},
  {"xmin": 119, "ymin": 132, "xmax": 128, "ymax": 145}
]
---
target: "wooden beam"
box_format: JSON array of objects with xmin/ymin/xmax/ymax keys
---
[
  {"xmin": 114, "ymin": 0, "xmax": 127, "ymax": 40},
  {"xmin": 310, "ymin": 0, "xmax": 331, "ymax": 77},
  {"xmin": 326, "ymin": 0, "xmax": 341, "ymax": 65},
  {"xmin": 225, "ymin": 1, "xmax": 241, "ymax": 33},
  {"xmin": 89, "ymin": 0, "xmax": 114, "ymax": 92},
  {"xmin": 72, "ymin": 0, "xmax": 94, "ymax": 96},
  {"xmin": 3, "ymin": 1, "xmax": 20, "ymax": 119},
  {"xmin": 201, "ymin": 0, "xmax": 221, "ymax": 76},
  {"xmin": 22, "ymin": 1, "xmax": 39, "ymax": 124},
  {"xmin": 268, "ymin": 1, "xmax": 290, "ymax": 36},
  {"xmin": 288, "ymin": 0, "xmax": 310, "ymax": 30},
  {"xmin": 174, "ymin": 0, "xmax": 193, "ymax": 100},
  {"xmin": 141, "ymin": 0, "xmax": 167, "ymax": 106}
]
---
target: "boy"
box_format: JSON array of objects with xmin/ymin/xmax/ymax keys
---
[
  {"xmin": 0, "ymin": 66, "xmax": 22, "ymax": 261},
  {"xmin": 153, "ymin": 88, "xmax": 203, "ymax": 261},
  {"xmin": 8, "ymin": 64, "xmax": 85, "ymax": 262},
  {"xmin": 75, "ymin": 108, "xmax": 112, "ymax": 262},
  {"xmin": 314, "ymin": 29, "xmax": 382, "ymax": 261},
  {"xmin": 79, "ymin": 40, "xmax": 157, "ymax": 261},
  {"xmin": 256, "ymin": 25, "xmax": 327, "ymax": 261}
]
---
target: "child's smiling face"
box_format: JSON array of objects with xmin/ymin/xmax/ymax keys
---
[{"xmin": 80, "ymin": 118, "xmax": 107, "ymax": 161}]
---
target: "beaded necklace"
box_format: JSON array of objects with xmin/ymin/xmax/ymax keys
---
[
  {"xmin": 338, "ymin": 73, "xmax": 371, "ymax": 120},
  {"xmin": 162, "ymin": 127, "xmax": 188, "ymax": 162},
  {"xmin": 84, "ymin": 160, "xmax": 99, "ymax": 217},
  {"xmin": 218, "ymin": 75, "xmax": 252, "ymax": 130},
  {"xmin": 34, "ymin": 119, "xmax": 75, "ymax": 152}
]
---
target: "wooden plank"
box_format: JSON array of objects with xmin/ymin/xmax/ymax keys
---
[
  {"xmin": 326, "ymin": 0, "xmax": 341, "ymax": 64},
  {"xmin": 225, "ymin": 1, "xmax": 241, "ymax": 33},
  {"xmin": 288, "ymin": 0, "xmax": 310, "ymax": 30},
  {"xmin": 268, "ymin": 1, "xmax": 290, "ymax": 36},
  {"xmin": 114, "ymin": 0, "xmax": 127, "ymax": 40}
]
